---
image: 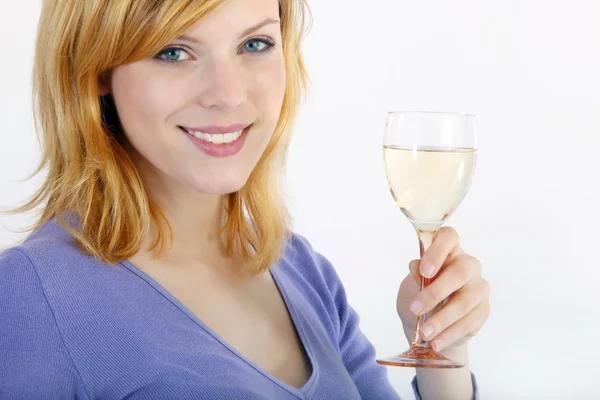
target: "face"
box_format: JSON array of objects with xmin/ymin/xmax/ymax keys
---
[{"xmin": 107, "ymin": 0, "xmax": 286, "ymax": 196}]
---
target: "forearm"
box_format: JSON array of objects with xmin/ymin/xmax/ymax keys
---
[{"xmin": 415, "ymin": 345, "xmax": 474, "ymax": 400}]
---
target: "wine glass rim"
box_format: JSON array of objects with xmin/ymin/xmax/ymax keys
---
[{"xmin": 387, "ymin": 110, "xmax": 476, "ymax": 117}]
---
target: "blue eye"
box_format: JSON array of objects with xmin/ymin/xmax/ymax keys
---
[
  {"xmin": 155, "ymin": 47, "xmax": 191, "ymax": 63},
  {"xmin": 242, "ymin": 37, "xmax": 276, "ymax": 54}
]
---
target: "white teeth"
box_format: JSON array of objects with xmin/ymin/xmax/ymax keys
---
[
  {"xmin": 213, "ymin": 134, "xmax": 224, "ymax": 144},
  {"xmin": 185, "ymin": 129, "xmax": 244, "ymax": 144}
]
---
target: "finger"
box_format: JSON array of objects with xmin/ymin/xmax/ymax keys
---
[
  {"xmin": 410, "ymin": 255, "xmax": 480, "ymax": 316},
  {"xmin": 420, "ymin": 227, "xmax": 461, "ymax": 279},
  {"xmin": 430, "ymin": 298, "xmax": 491, "ymax": 352},
  {"xmin": 419, "ymin": 279, "xmax": 490, "ymax": 342},
  {"xmin": 409, "ymin": 259, "xmax": 420, "ymax": 284}
]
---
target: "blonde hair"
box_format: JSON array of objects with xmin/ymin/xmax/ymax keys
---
[{"xmin": 11, "ymin": 0, "xmax": 310, "ymax": 274}]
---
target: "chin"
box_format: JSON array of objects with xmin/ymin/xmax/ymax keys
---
[{"xmin": 187, "ymin": 173, "xmax": 250, "ymax": 196}]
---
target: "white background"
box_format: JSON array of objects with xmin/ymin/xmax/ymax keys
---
[{"xmin": 1, "ymin": 1, "xmax": 599, "ymax": 399}]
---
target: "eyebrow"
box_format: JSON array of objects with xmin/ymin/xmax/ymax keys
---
[
  {"xmin": 239, "ymin": 18, "xmax": 280, "ymax": 38},
  {"xmin": 177, "ymin": 18, "xmax": 280, "ymax": 44}
]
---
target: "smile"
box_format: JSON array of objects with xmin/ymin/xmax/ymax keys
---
[
  {"xmin": 179, "ymin": 124, "xmax": 251, "ymax": 158},
  {"xmin": 181, "ymin": 128, "xmax": 244, "ymax": 144}
]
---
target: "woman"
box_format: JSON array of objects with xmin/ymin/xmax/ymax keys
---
[{"xmin": 0, "ymin": 0, "xmax": 490, "ymax": 398}]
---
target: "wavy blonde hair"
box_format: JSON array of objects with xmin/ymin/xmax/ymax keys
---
[{"xmin": 11, "ymin": 0, "xmax": 310, "ymax": 274}]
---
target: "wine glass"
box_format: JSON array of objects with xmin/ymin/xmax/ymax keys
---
[{"xmin": 377, "ymin": 111, "xmax": 478, "ymax": 368}]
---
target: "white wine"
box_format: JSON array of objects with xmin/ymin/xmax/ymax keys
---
[{"xmin": 383, "ymin": 146, "xmax": 477, "ymax": 232}]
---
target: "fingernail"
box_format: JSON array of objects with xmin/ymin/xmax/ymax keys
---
[
  {"xmin": 433, "ymin": 339, "xmax": 444, "ymax": 351},
  {"xmin": 410, "ymin": 300, "xmax": 424, "ymax": 315},
  {"xmin": 421, "ymin": 325, "xmax": 435, "ymax": 339},
  {"xmin": 421, "ymin": 263, "xmax": 435, "ymax": 278}
]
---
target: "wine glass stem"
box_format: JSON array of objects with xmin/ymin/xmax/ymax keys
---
[{"xmin": 411, "ymin": 230, "xmax": 436, "ymax": 347}]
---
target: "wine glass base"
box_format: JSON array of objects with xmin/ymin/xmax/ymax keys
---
[{"xmin": 376, "ymin": 345, "xmax": 464, "ymax": 369}]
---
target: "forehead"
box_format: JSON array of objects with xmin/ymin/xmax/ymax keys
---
[{"xmin": 183, "ymin": 0, "xmax": 281, "ymax": 39}]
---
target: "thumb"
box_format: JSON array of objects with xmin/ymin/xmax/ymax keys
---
[
  {"xmin": 397, "ymin": 261, "xmax": 420, "ymax": 319},
  {"xmin": 408, "ymin": 259, "xmax": 420, "ymax": 284}
]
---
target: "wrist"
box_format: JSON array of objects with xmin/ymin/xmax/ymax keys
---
[
  {"xmin": 439, "ymin": 343, "xmax": 469, "ymax": 362},
  {"xmin": 415, "ymin": 345, "xmax": 474, "ymax": 400}
]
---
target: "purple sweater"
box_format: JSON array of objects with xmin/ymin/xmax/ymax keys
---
[{"xmin": 0, "ymin": 219, "xmax": 476, "ymax": 399}]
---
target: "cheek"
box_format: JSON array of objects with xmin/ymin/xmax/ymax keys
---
[
  {"xmin": 250, "ymin": 61, "xmax": 287, "ymax": 124},
  {"xmin": 111, "ymin": 66, "xmax": 184, "ymax": 141}
]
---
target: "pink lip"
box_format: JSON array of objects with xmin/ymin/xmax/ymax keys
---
[
  {"xmin": 180, "ymin": 125, "xmax": 251, "ymax": 158},
  {"xmin": 182, "ymin": 124, "xmax": 250, "ymax": 134}
]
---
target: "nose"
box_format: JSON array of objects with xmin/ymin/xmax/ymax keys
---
[{"xmin": 197, "ymin": 59, "xmax": 247, "ymax": 111}]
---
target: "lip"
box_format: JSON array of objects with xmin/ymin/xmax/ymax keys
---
[
  {"xmin": 180, "ymin": 125, "xmax": 251, "ymax": 158},
  {"xmin": 181, "ymin": 123, "xmax": 250, "ymax": 134}
]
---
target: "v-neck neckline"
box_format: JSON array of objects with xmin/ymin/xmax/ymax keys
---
[{"xmin": 119, "ymin": 259, "xmax": 319, "ymax": 398}]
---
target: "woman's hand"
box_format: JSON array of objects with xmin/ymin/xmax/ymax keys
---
[{"xmin": 396, "ymin": 227, "xmax": 490, "ymax": 352}]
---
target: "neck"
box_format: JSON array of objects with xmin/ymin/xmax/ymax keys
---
[
  {"xmin": 130, "ymin": 151, "xmax": 228, "ymax": 265},
  {"xmin": 150, "ymin": 188, "xmax": 225, "ymax": 264}
]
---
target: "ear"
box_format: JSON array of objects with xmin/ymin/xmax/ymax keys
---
[{"xmin": 98, "ymin": 71, "xmax": 111, "ymax": 96}]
